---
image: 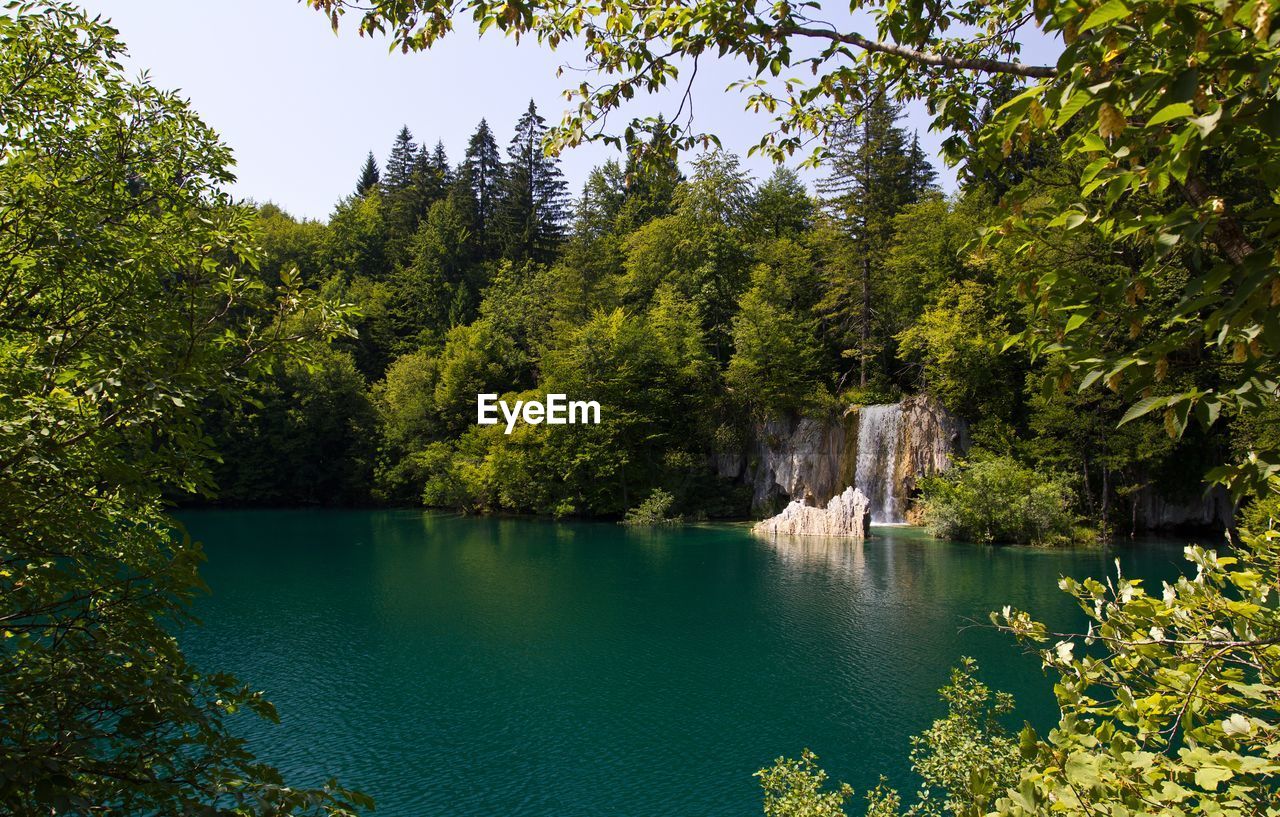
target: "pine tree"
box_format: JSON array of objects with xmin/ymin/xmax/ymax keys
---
[
  {"xmin": 459, "ymin": 119, "xmax": 505, "ymax": 259},
  {"xmin": 430, "ymin": 140, "xmax": 451, "ymax": 186},
  {"xmin": 382, "ymin": 126, "xmax": 441, "ymax": 262},
  {"xmin": 411, "ymin": 144, "xmax": 447, "ymax": 208},
  {"xmin": 576, "ymin": 161, "xmax": 628, "ymax": 238},
  {"xmin": 817, "ymin": 92, "xmax": 936, "ymax": 388},
  {"xmin": 355, "ymin": 151, "xmax": 381, "ymax": 197},
  {"xmin": 497, "ymin": 100, "xmax": 569, "ymax": 265},
  {"xmin": 383, "ymin": 126, "xmax": 418, "ymax": 193},
  {"xmin": 906, "ymin": 134, "xmax": 938, "ymax": 198}
]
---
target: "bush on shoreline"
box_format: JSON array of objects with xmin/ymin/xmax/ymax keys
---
[
  {"xmin": 621, "ymin": 489, "xmax": 682, "ymax": 526},
  {"xmin": 918, "ymin": 455, "xmax": 1079, "ymax": 546}
]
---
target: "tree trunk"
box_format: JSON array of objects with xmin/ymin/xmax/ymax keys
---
[
  {"xmin": 860, "ymin": 254, "xmax": 870, "ymax": 387},
  {"xmin": 1080, "ymin": 458, "xmax": 1095, "ymax": 519},
  {"xmin": 1180, "ymin": 176, "xmax": 1256, "ymax": 265},
  {"xmin": 1100, "ymin": 464, "xmax": 1110, "ymax": 535}
]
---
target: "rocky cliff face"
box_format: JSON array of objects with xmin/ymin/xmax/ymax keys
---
[
  {"xmin": 721, "ymin": 394, "xmax": 1231, "ymax": 533},
  {"xmin": 720, "ymin": 395, "xmax": 969, "ymax": 522},
  {"xmin": 897, "ymin": 395, "xmax": 970, "ymax": 506},
  {"xmin": 1132, "ymin": 484, "xmax": 1235, "ymax": 530},
  {"xmin": 753, "ymin": 486, "xmax": 872, "ymax": 539},
  {"xmin": 733, "ymin": 412, "xmax": 858, "ymax": 511}
]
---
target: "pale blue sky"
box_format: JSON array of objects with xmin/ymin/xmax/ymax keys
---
[{"xmin": 78, "ymin": 1, "xmax": 1054, "ymax": 222}]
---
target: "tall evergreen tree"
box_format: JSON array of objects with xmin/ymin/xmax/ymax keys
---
[
  {"xmin": 410, "ymin": 143, "xmax": 448, "ymax": 210},
  {"xmin": 430, "ymin": 140, "xmax": 451, "ymax": 185},
  {"xmin": 576, "ymin": 160, "xmax": 628, "ymax": 239},
  {"xmin": 817, "ymin": 93, "xmax": 936, "ymax": 388},
  {"xmin": 383, "ymin": 125, "xmax": 418, "ymax": 193},
  {"xmin": 382, "ymin": 126, "xmax": 438, "ymax": 261},
  {"xmin": 459, "ymin": 119, "xmax": 505, "ymax": 259},
  {"xmin": 355, "ymin": 151, "xmax": 381, "ymax": 197},
  {"xmin": 497, "ymin": 100, "xmax": 570, "ymax": 265},
  {"xmin": 906, "ymin": 134, "xmax": 938, "ymax": 198}
]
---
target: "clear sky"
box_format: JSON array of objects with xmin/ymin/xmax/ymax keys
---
[{"xmin": 77, "ymin": 1, "xmax": 1047, "ymax": 222}]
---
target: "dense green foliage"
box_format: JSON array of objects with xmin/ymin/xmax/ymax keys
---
[
  {"xmin": 758, "ymin": 750, "xmax": 855, "ymax": 817},
  {"xmin": 918, "ymin": 457, "xmax": 1080, "ymax": 546},
  {"xmin": 990, "ymin": 519, "xmax": 1280, "ymax": 816},
  {"xmin": 621, "ymin": 488, "xmax": 680, "ymax": 525},
  {"xmin": 204, "ymin": 98, "xmax": 1241, "ymax": 533},
  {"xmin": 0, "ymin": 5, "xmax": 365, "ymax": 813},
  {"xmin": 760, "ymin": 660, "xmax": 1025, "ymax": 817},
  {"xmin": 8, "ymin": 0, "xmax": 1280, "ymax": 813},
  {"xmin": 308, "ymin": 0, "xmax": 1280, "ymax": 499}
]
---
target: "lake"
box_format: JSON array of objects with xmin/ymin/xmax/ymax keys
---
[{"xmin": 179, "ymin": 510, "xmax": 1194, "ymax": 816}]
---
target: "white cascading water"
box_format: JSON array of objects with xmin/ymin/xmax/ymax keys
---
[{"xmin": 853, "ymin": 404, "xmax": 905, "ymax": 524}]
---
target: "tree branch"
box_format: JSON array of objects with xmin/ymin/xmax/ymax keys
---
[
  {"xmin": 788, "ymin": 25, "xmax": 1058, "ymax": 79},
  {"xmin": 1179, "ymin": 175, "xmax": 1257, "ymax": 266}
]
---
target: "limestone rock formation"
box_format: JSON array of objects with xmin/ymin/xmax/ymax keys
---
[
  {"xmin": 752, "ymin": 486, "xmax": 872, "ymax": 539},
  {"xmin": 722, "ymin": 395, "xmax": 968, "ymax": 522},
  {"xmin": 894, "ymin": 395, "xmax": 970, "ymax": 521},
  {"xmin": 741, "ymin": 414, "xmax": 856, "ymax": 510}
]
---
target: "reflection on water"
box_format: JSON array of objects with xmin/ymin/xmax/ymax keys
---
[
  {"xmin": 764, "ymin": 532, "xmax": 870, "ymax": 575},
  {"xmin": 179, "ymin": 510, "xmax": 1193, "ymax": 817}
]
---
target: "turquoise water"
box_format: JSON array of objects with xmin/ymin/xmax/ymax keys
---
[{"xmin": 179, "ymin": 510, "xmax": 1192, "ymax": 816}]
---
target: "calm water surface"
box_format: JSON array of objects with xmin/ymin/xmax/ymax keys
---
[{"xmin": 179, "ymin": 510, "xmax": 1194, "ymax": 817}]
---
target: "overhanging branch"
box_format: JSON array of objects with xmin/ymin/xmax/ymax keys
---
[{"xmin": 789, "ymin": 25, "xmax": 1058, "ymax": 79}]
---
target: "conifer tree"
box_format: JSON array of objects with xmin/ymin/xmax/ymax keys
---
[
  {"xmin": 459, "ymin": 119, "xmax": 505, "ymax": 259},
  {"xmin": 906, "ymin": 133, "xmax": 937, "ymax": 198},
  {"xmin": 382, "ymin": 126, "xmax": 438, "ymax": 261},
  {"xmin": 576, "ymin": 161, "xmax": 628, "ymax": 238},
  {"xmin": 430, "ymin": 140, "xmax": 451, "ymax": 186},
  {"xmin": 383, "ymin": 125, "xmax": 418, "ymax": 193},
  {"xmin": 410, "ymin": 144, "xmax": 447, "ymax": 210},
  {"xmin": 355, "ymin": 150, "xmax": 381, "ymax": 197},
  {"xmin": 817, "ymin": 93, "xmax": 936, "ymax": 388},
  {"xmin": 497, "ymin": 100, "xmax": 569, "ymax": 265}
]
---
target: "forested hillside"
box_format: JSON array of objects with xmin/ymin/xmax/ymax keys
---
[{"xmin": 200, "ymin": 96, "xmax": 1269, "ymax": 536}]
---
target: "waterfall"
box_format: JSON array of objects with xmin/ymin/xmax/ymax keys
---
[{"xmin": 854, "ymin": 404, "xmax": 905, "ymax": 524}]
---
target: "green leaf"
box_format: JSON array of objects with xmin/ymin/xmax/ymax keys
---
[
  {"xmin": 1056, "ymin": 90, "xmax": 1092, "ymax": 127},
  {"xmin": 1080, "ymin": 0, "xmax": 1131, "ymax": 32},
  {"xmin": 1146, "ymin": 102, "xmax": 1194, "ymax": 127},
  {"xmin": 1119, "ymin": 396, "xmax": 1169, "ymax": 425},
  {"xmin": 1081, "ymin": 157, "xmax": 1109, "ymax": 183},
  {"xmin": 1191, "ymin": 107, "xmax": 1224, "ymax": 137},
  {"xmin": 1258, "ymin": 101, "xmax": 1280, "ymax": 138},
  {"xmin": 1194, "ymin": 765, "xmax": 1233, "ymax": 791}
]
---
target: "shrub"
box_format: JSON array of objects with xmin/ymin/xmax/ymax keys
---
[
  {"xmin": 905, "ymin": 658, "xmax": 1024, "ymax": 817},
  {"xmin": 621, "ymin": 489, "xmax": 680, "ymax": 526},
  {"xmin": 756, "ymin": 750, "xmax": 852, "ymax": 817},
  {"xmin": 990, "ymin": 483, "xmax": 1280, "ymax": 816},
  {"xmin": 919, "ymin": 455, "xmax": 1078, "ymax": 546},
  {"xmin": 757, "ymin": 659, "xmax": 1022, "ymax": 817},
  {"xmin": 1240, "ymin": 489, "xmax": 1280, "ymax": 533}
]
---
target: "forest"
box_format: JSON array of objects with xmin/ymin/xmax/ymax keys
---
[
  {"xmin": 4, "ymin": 0, "xmax": 1280, "ymax": 815},
  {"xmin": 199, "ymin": 98, "xmax": 1265, "ymax": 541}
]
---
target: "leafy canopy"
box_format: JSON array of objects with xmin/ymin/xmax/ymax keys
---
[
  {"xmin": 306, "ymin": 0, "xmax": 1280, "ymax": 497},
  {"xmin": 0, "ymin": 4, "xmax": 363, "ymax": 813}
]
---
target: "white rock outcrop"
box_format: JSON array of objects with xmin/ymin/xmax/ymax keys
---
[
  {"xmin": 752, "ymin": 486, "xmax": 872, "ymax": 539},
  {"xmin": 718, "ymin": 396, "xmax": 968, "ymax": 520}
]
